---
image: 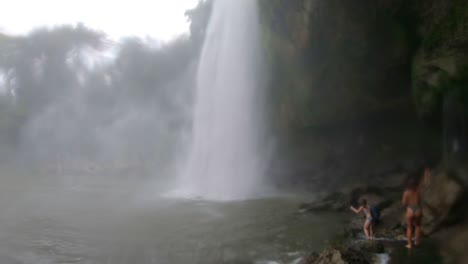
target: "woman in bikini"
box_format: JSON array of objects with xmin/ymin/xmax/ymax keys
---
[
  {"xmin": 350, "ymin": 198, "xmax": 374, "ymax": 240},
  {"xmin": 402, "ymin": 167, "xmax": 430, "ymax": 249}
]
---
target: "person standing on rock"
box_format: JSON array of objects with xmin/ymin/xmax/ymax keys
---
[
  {"xmin": 402, "ymin": 168, "xmax": 428, "ymax": 249},
  {"xmin": 350, "ymin": 198, "xmax": 374, "ymax": 240}
]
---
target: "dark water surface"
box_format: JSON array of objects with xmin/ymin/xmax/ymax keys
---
[{"xmin": 387, "ymin": 240, "xmax": 443, "ymax": 264}]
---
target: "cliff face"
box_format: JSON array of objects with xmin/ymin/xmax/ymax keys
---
[
  {"xmin": 259, "ymin": 0, "xmax": 468, "ymax": 187},
  {"xmin": 412, "ymin": 0, "xmax": 468, "ymax": 116},
  {"xmin": 260, "ymin": 0, "xmax": 467, "ymax": 129},
  {"xmin": 260, "ymin": 0, "xmax": 413, "ymax": 131}
]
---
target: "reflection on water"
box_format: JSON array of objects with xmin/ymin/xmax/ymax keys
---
[
  {"xmin": 387, "ymin": 240, "xmax": 443, "ymax": 264},
  {"xmin": 0, "ymin": 176, "xmax": 345, "ymax": 264}
]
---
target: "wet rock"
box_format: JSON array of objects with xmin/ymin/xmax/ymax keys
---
[
  {"xmin": 350, "ymin": 240, "xmax": 385, "ymax": 254},
  {"xmin": 373, "ymin": 202, "xmax": 405, "ymax": 239},
  {"xmin": 302, "ymin": 247, "xmax": 370, "ymax": 264},
  {"xmin": 437, "ymin": 222, "xmax": 468, "ymax": 263},
  {"xmin": 340, "ymin": 248, "xmax": 371, "ymax": 264},
  {"xmin": 300, "ymin": 185, "xmax": 396, "ymax": 214},
  {"xmin": 421, "ymin": 170, "xmax": 466, "ymax": 234},
  {"xmin": 299, "ymin": 252, "xmax": 319, "ymax": 264},
  {"xmin": 394, "ymin": 234, "xmax": 406, "ymax": 241},
  {"xmin": 346, "ymin": 215, "xmax": 364, "ymax": 236},
  {"xmin": 313, "ymin": 248, "xmax": 346, "ymax": 264},
  {"xmin": 356, "ymin": 194, "xmax": 384, "ymax": 208},
  {"xmin": 371, "ymin": 172, "xmax": 407, "ymax": 189},
  {"xmin": 348, "ymin": 186, "xmax": 396, "ymax": 207},
  {"xmin": 299, "ymin": 192, "xmax": 349, "ymax": 212}
]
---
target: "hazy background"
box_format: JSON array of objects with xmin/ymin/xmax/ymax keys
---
[{"xmin": 0, "ymin": 1, "xmax": 213, "ymax": 190}]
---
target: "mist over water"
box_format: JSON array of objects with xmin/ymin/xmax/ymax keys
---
[
  {"xmin": 177, "ymin": 0, "xmax": 267, "ymax": 200},
  {"xmin": 0, "ymin": 1, "xmax": 352, "ymax": 263}
]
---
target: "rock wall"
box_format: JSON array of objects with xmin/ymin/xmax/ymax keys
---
[
  {"xmin": 257, "ymin": 1, "xmax": 468, "ymax": 261},
  {"xmin": 259, "ymin": 0, "xmax": 468, "ymax": 187}
]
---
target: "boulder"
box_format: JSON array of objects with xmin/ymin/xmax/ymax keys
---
[
  {"xmin": 300, "ymin": 185, "xmax": 394, "ymax": 214},
  {"xmin": 301, "ymin": 247, "xmax": 370, "ymax": 264},
  {"xmin": 299, "ymin": 192, "xmax": 349, "ymax": 212},
  {"xmin": 299, "ymin": 252, "xmax": 319, "ymax": 264},
  {"xmin": 437, "ymin": 224, "xmax": 468, "ymax": 264},
  {"xmin": 421, "ymin": 170, "xmax": 466, "ymax": 234},
  {"xmin": 313, "ymin": 248, "xmax": 346, "ymax": 264},
  {"xmin": 348, "ymin": 186, "xmax": 396, "ymax": 210},
  {"xmin": 373, "ymin": 202, "xmax": 405, "ymax": 239}
]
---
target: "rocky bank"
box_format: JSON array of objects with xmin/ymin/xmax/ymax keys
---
[{"xmin": 298, "ymin": 165, "xmax": 467, "ymax": 263}]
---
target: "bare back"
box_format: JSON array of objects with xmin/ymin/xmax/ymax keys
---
[{"xmin": 403, "ymin": 188, "xmax": 421, "ymax": 207}]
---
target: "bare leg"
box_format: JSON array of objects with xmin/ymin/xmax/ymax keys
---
[
  {"xmin": 414, "ymin": 212, "xmax": 423, "ymax": 246},
  {"xmin": 414, "ymin": 225, "xmax": 421, "ymax": 246},
  {"xmin": 406, "ymin": 211, "xmax": 414, "ymax": 249},
  {"xmin": 364, "ymin": 221, "xmax": 371, "ymax": 240},
  {"xmin": 370, "ymin": 223, "xmax": 374, "ymax": 240}
]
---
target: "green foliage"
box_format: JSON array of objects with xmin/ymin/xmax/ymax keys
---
[
  {"xmin": 185, "ymin": 0, "xmax": 212, "ymax": 45},
  {"xmin": 114, "ymin": 36, "xmax": 195, "ymax": 105},
  {"xmin": 421, "ymin": 0, "xmax": 468, "ymax": 50},
  {"xmin": 441, "ymin": 66, "xmax": 468, "ymax": 113},
  {"xmin": 0, "ymin": 23, "xmax": 198, "ymax": 154},
  {"xmin": 412, "ymin": 63, "xmax": 438, "ymax": 117},
  {"xmin": 413, "ymin": 63, "xmax": 468, "ymax": 117}
]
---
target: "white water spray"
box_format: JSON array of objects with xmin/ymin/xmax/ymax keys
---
[{"xmin": 177, "ymin": 0, "xmax": 266, "ymax": 200}]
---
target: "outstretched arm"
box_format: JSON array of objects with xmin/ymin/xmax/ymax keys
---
[
  {"xmin": 350, "ymin": 206, "xmax": 363, "ymax": 214},
  {"xmin": 420, "ymin": 169, "xmax": 431, "ymax": 192},
  {"xmin": 402, "ymin": 191, "xmax": 408, "ymax": 208}
]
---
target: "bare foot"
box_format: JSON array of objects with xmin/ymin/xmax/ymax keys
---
[{"xmin": 406, "ymin": 244, "xmax": 412, "ymax": 249}]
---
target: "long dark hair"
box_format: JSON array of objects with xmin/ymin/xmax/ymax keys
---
[{"xmin": 360, "ymin": 198, "xmax": 367, "ymax": 207}]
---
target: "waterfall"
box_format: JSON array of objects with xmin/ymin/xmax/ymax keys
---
[{"xmin": 177, "ymin": 0, "xmax": 266, "ymax": 200}]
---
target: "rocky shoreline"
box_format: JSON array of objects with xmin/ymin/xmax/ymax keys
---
[{"xmin": 297, "ymin": 167, "xmax": 467, "ymax": 264}]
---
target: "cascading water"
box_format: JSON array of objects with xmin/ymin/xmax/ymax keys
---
[{"xmin": 177, "ymin": 0, "xmax": 266, "ymax": 200}]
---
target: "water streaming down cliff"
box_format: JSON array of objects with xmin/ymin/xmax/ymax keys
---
[{"xmin": 177, "ymin": 0, "xmax": 267, "ymax": 200}]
